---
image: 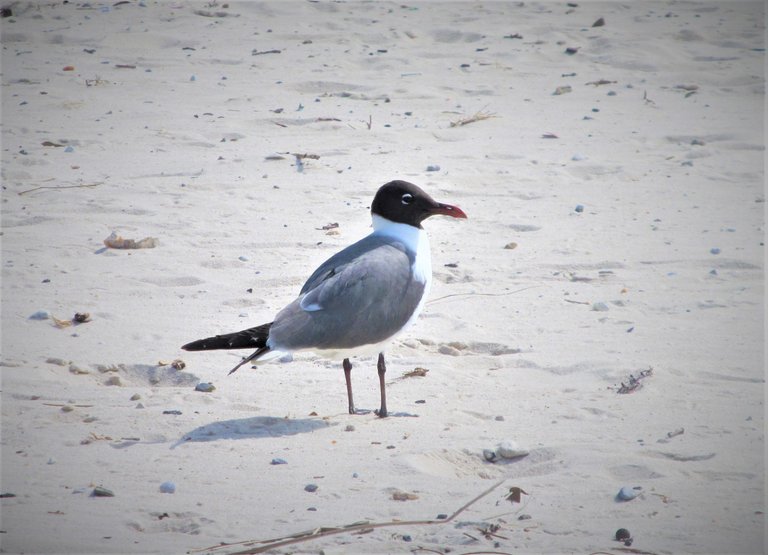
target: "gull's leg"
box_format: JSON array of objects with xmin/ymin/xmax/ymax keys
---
[
  {"xmin": 375, "ymin": 352, "xmax": 388, "ymax": 418},
  {"xmin": 343, "ymin": 358, "xmax": 356, "ymax": 414}
]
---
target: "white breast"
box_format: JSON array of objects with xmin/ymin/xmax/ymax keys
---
[{"xmin": 371, "ymin": 214, "xmax": 432, "ymax": 332}]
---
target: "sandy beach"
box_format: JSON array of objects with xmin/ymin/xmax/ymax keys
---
[{"xmin": 1, "ymin": 1, "xmax": 765, "ymax": 553}]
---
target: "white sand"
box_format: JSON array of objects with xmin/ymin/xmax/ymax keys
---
[{"xmin": 1, "ymin": 1, "xmax": 765, "ymax": 553}]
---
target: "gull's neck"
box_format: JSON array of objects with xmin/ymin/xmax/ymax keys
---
[{"xmin": 371, "ymin": 213, "xmax": 425, "ymax": 252}]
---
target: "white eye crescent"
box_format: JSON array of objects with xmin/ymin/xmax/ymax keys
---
[{"xmin": 401, "ymin": 193, "xmax": 414, "ymax": 205}]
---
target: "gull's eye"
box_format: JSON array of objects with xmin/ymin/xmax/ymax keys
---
[{"xmin": 401, "ymin": 193, "xmax": 414, "ymax": 205}]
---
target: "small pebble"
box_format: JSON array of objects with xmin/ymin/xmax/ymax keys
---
[
  {"xmin": 344, "ymin": 425, "xmax": 355, "ymax": 432},
  {"xmin": 159, "ymin": 481, "xmax": 176, "ymax": 494},
  {"xmin": 436, "ymin": 513, "xmax": 448, "ymax": 520},
  {"xmin": 238, "ymin": 256, "xmax": 248, "ymax": 262},
  {"xmin": 47, "ymin": 457, "xmax": 56, "ymax": 465},
  {"xmin": 571, "ymin": 153, "xmax": 586, "ymax": 161},
  {"xmin": 29, "ymin": 310, "xmax": 50, "ymax": 320},
  {"xmin": 615, "ymin": 528, "xmax": 631, "ymax": 541},
  {"xmin": 352, "ymin": 472, "xmax": 359, "ymax": 478},
  {"xmin": 709, "ymin": 269, "xmax": 718, "ymax": 276},
  {"xmin": 61, "ymin": 405, "xmax": 74, "ymax": 413},
  {"xmin": 195, "ymin": 382, "xmax": 216, "ymax": 392},
  {"xmin": 64, "ymin": 146, "xmax": 74, "ymax": 153},
  {"xmin": 575, "ymin": 204, "xmax": 584, "ymax": 213},
  {"xmin": 496, "ymin": 440, "xmax": 529, "ymax": 459},
  {"xmin": 69, "ymin": 364, "xmax": 89, "ymax": 375},
  {"xmin": 591, "ymin": 301, "xmax": 610, "ymax": 312},
  {"xmin": 402, "ymin": 534, "xmax": 412, "ymax": 542},
  {"xmin": 483, "ymin": 449, "xmax": 497, "ymax": 462},
  {"xmin": 518, "ymin": 514, "xmax": 532, "ymax": 520},
  {"xmin": 304, "ymin": 484, "xmax": 318, "ymax": 493},
  {"xmin": 504, "ymin": 242, "xmax": 518, "ymax": 250},
  {"xmin": 426, "ymin": 164, "xmax": 441, "ymax": 172},
  {"xmin": 592, "ymin": 17, "xmax": 605, "ymax": 27},
  {"xmin": 105, "ymin": 375, "xmax": 122, "ymax": 386},
  {"xmin": 495, "ymin": 415, "xmax": 505, "ymax": 421},
  {"xmin": 46, "ymin": 357, "xmax": 68, "ymax": 366},
  {"xmin": 92, "ymin": 486, "xmax": 114, "ymax": 497},
  {"xmin": 130, "ymin": 393, "xmax": 141, "ymax": 401},
  {"xmin": 163, "ymin": 410, "xmax": 182, "ymax": 415},
  {"xmin": 270, "ymin": 458, "xmax": 287, "ymax": 465},
  {"xmin": 616, "ymin": 486, "xmax": 640, "ymax": 501},
  {"xmin": 710, "ymin": 247, "xmax": 721, "ymax": 255}
]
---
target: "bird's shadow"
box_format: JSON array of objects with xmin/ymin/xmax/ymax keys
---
[{"xmin": 170, "ymin": 416, "xmax": 333, "ymax": 449}]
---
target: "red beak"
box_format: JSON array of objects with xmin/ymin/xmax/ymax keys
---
[{"xmin": 430, "ymin": 202, "xmax": 468, "ymax": 219}]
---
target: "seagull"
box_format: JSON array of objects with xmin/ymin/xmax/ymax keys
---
[{"xmin": 181, "ymin": 180, "xmax": 467, "ymax": 417}]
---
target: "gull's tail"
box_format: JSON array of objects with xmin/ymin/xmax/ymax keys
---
[{"xmin": 181, "ymin": 322, "xmax": 273, "ymax": 374}]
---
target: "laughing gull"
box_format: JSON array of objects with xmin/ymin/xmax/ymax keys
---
[{"xmin": 181, "ymin": 180, "xmax": 466, "ymax": 417}]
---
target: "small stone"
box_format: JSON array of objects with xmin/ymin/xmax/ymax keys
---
[
  {"xmin": 402, "ymin": 534, "xmax": 412, "ymax": 542},
  {"xmin": 46, "ymin": 357, "xmax": 68, "ymax": 366},
  {"xmin": 105, "ymin": 375, "xmax": 122, "ymax": 386},
  {"xmin": 130, "ymin": 393, "xmax": 141, "ymax": 401},
  {"xmin": 270, "ymin": 458, "xmax": 287, "ymax": 465},
  {"xmin": 571, "ymin": 153, "xmax": 586, "ymax": 161},
  {"xmin": 518, "ymin": 514, "xmax": 532, "ymax": 520},
  {"xmin": 504, "ymin": 242, "xmax": 518, "ymax": 250},
  {"xmin": 238, "ymin": 256, "xmax": 248, "ymax": 262},
  {"xmin": 553, "ymin": 85, "xmax": 572, "ymax": 95},
  {"xmin": 195, "ymin": 382, "xmax": 216, "ymax": 392},
  {"xmin": 29, "ymin": 310, "xmax": 50, "ymax": 320},
  {"xmin": 710, "ymin": 247, "xmax": 721, "ymax": 255},
  {"xmin": 69, "ymin": 364, "xmax": 89, "ymax": 375},
  {"xmin": 483, "ymin": 449, "xmax": 497, "ymax": 462},
  {"xmin": 496, "ymin": 440, "xmax": 529, "ymax": 459},
  {"xmin": 616, "ymin": 486, "xmax": 640, "ymax": 501},
  {"xmin": 135, "ymin": 403, "xmax": 144, "ymax": 409},
  {"xmin": 615, "ymin": 528, "xmax": 631, "ymax": 541},
  {"xmin": 426, "ymin": 164, "xmax": 441, "ymax": 172},
  {"xmin": 47, "ymin": 457, "xmax": 56, "ymax": 465},
  {"xmin": 592, "ymin": 17, "xmax": 605, "ymax": 27},
  {"xmin": 436, "ymin": 513, "xmax": 448, "ymax": 520},
  {"xmin": 163, "ymin": 410, "xmax": 182, "ymax": 415},
  {"xmin": 709, "ymin": 269, "xmax": 718, "ymax": 276},
  {"xmin": 344, "ymin": 425, "xmax": 355, "ymax": 432},
  {"xmin": 304, "ymin": 484, "xmax": 318, "ymax": 493},
  {"xmin": 159, "ymin": 481, "xmax": 176, "ymax": 494},
  {"xmin": 495, "ymin": 415, "xmax": 505, "ymax": 421},
  {"xmin": 61, "ymin": 405, "xmax": 74, "ymax": 413},
  {"xmin": 591, "ymin": 301, "xmax": 610, "ymax": 312},
  {"xmin": 575, "ymin": 204, "xmax": 584, "ymax": 213},
  {"xmin": 73, "ymin": 312, "xmax": 91, "ymax": 323},
  {"xmin": 92, "ymin": 486, "xmax": 114, "ymax": 497}
]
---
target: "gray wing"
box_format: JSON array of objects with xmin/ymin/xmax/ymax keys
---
[{"xmin": 268, "ymin": 235, "xmax": 425, "ymax": 351}]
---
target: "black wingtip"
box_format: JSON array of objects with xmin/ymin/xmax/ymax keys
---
[{"xmin": 181, "ymin": 339, "xmax": 205, "ymax": 351}]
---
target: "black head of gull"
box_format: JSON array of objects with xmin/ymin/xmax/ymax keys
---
[{"xmin": 370, "ymin": 180, "xmax": 467, "ymax": 228}]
